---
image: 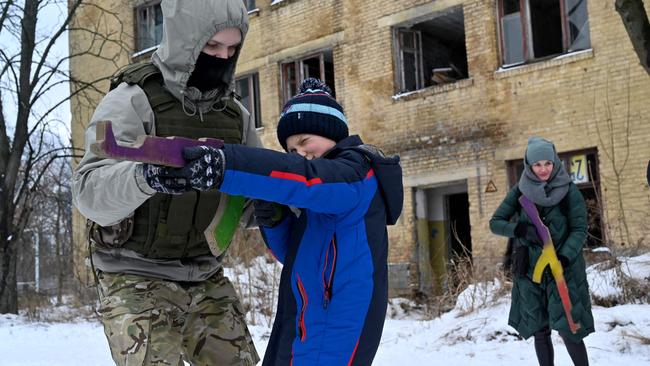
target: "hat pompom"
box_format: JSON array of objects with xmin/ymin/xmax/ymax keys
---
[{"xmin": 299, "ymin": 77, "xmax": 332, "ymax": 95}]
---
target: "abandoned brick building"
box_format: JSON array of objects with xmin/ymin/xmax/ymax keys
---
[{"xmin": 70, "ymin": 0, "xmax": 650, "ymax": 296}]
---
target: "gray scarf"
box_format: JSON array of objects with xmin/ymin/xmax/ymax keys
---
[{"xmin": 518, "ymin": 155, "xmax": 571, "ymax": 207}]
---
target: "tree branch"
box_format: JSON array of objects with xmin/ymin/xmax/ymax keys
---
[
  {"xmin": 5, "ymin": 0, "xmax": 38, "ymax": 198},
  {"xmin": 0, "ymin": 90, "xmax": 7, "ymax": 173},
  {"xmin": 28, "ymin": 0, "xmax": 83, "ymax": 90},
  {"xmin": 29, "ymin": 42, "xmax": 126, "ymax": 109},
  {"xmin": 0, "ymin": 0, "xmax": 132, "ymax": 314},
  {"xmin": 0, "ymin": 0, "xmax": 14, "ymax": 33},
  {"xmin": 31, "ymin": 74, "xmax": 112, "ymax": 129}
]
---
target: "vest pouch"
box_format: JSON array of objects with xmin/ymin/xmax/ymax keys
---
[
  {"xmin": 185, "ymin": 190, "xmax": 221, "ymax": 257},
  {"xmin": 148, "ymin": 191, "xmax": 197, "ymax": 258},
  {"xmin": 193, "ymin": 190, "xmax": 221, "ymax": 231},
  {"xmin": 87, "ymin": 215, "xmax": 134, "ymax": 249}
]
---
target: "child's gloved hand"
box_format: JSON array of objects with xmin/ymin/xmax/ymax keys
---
[
  {"xmin": 253, "ymin": 200, "xmax": 286, "ymax": 228},
  {"xmin": 181, "ymin": 146, "xmax": 226, "ymax": 191},
  {"xmin": 142, "ymin": 163, "xmax": 192, "ymax": 195}
]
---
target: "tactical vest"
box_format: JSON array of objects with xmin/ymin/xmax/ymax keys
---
[{"xmin": 101, "ymin": 62, "xmax": 244, "ymax": 259}]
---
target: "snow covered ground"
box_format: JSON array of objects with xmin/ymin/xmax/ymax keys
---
[{"xmin": 1, "ymin": 254, "xmax": 649, "ymax": 365}]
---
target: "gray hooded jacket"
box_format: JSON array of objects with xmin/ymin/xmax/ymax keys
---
[{"xmin": 72, "ymin": 0, "xmax": 260, "ymax": 281}]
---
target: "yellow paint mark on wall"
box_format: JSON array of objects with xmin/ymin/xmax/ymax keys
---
[{"xmin": 428, "ymin": 220, "xmax": 447, "ymax": 295}]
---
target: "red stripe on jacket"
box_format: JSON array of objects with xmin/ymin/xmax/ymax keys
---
[
  {"xmin": 347, "ymin": 338, "xmax": 360, "ymax": 366},
  {"xmin": 270, "ymin": 171, "xmax": 323, "ymax": 186}
]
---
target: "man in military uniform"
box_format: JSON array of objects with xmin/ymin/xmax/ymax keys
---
[{"xmin": 72, "ymin": 1, "xmax": 260, "ymax": 365}]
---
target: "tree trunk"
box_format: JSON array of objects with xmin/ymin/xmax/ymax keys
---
[
  {"xmin": 0, "ymin": 0, "xmax": 38, "ymax": 314},
  {"xmin": 0, "ymin": 187, "xmax": 18, "ymax": 313},
  {"xmin": 616, "ymin": 0, "xmax": 650, "ymax": 75},
  {"xmin": 56, "ymin": 199, "xmax": 63, "ymax": 305},
  {"xmin": 0, "ymin": 235, "xmax": 18, "ymax": 314},
  {"xmin": 1, "ymin": 0, "xmax": 128, "ymax": 313}
]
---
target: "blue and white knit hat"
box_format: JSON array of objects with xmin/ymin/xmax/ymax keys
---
[{"xmin": 276, "ymin": 78, "xmax": 349, "ymax": 151}]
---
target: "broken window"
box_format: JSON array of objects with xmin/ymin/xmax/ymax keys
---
[
  {"xmin": 243, "ymin": 0, "xmax": 257, "ymax": 11},
  {"xmin": 280, "ymin": 51, "xmax": 335, "ymax": 104},
  {"xmin": 135, "ymin": 1, "xmax": 163, "ymax": 52},
  {"xmin": 507, "ymin": 148, "xmax": 603, "ymax": 247},
  {"xmin": 499, "ymin": 0, "xmax": 591, "ymax": 67},
  {"xmin": 393, "ymin": 6, "xmax": 468, "ymax": 93},
  {"xmin": 235, "ymin": 73, "xmax": 262, "ymax": 128}
]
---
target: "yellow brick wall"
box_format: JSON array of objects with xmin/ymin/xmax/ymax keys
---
[
  {"xmin": 69, "ymin": 0, "xmax": 134, "ymax": 284},
  {"xmin": 69, "ymin": 0, "xmax": 650, "ymax": 293}
]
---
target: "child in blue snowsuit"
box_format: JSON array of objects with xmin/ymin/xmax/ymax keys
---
[{"xmin": 143, "ymin": 78, "xmax": 403, "ymax": 365}]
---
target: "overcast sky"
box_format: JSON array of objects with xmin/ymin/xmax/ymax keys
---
[{"xmin": 0, "ymin": 1, "xmax": 72, "ymax": 142}]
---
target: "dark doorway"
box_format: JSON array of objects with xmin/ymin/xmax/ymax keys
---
[{"xmin": 446, "ymin": 192, "xmax": 472, "ymax": 261}]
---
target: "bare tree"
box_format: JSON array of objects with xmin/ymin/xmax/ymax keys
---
[
  {"xmin": 592, "ymin": 66, "xmax": 649, "ymax": 251},
  {"xmin": 24, "ymin": 153, "xmax": 73, "ymax": 305},
  {"xmin": 616, "ymin": 0, "xmax": 650, "ymax": 75},
  {"xmin": 0, "ymin": 0, "xmax": 128, "ymax": 314}
]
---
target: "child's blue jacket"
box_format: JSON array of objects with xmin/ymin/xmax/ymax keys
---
[{"xmin": 219, "ymin": 135, "xmax": 403, "ymax": 366}]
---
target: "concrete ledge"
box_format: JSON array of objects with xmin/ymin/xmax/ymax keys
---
[
  {"xmin": 494, "ymin": 49, "xmax": 594, "ymax": 79},
  {"xmin": 392, "ymin": 78, "xmax": 474, "ymax": 101},
  {"xmin": 404, "ymin": 165, "xmax": 487, "ymax": 188},
  {"xmin": 269, "ymin": 32, "xmax": 344, "ymax": 63},
  {"xmin": 236, "ymin": 32, "xmax": 344, "ymax": 74},
  {"xmin": 378, "ymin": 0, "xmax": 464, "ymax": 28}
]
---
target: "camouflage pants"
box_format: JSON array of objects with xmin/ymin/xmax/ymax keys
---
[{"xmin": 97, "ymin": 269, "xmax": 259, "ymax": 366}]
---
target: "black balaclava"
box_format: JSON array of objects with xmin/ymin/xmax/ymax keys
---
[{"xmin": 187, "ymin": 52, "xmax": 232, "ymax": 92}]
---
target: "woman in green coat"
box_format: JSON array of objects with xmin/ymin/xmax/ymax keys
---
[{"xmin": 490, "ymin": 137, "xmax": 594, "ymax": 366}]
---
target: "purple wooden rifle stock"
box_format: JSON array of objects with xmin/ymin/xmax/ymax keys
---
[{"xmin": 90, "ymin": 121, "xmax": 223, "ymax": 167}]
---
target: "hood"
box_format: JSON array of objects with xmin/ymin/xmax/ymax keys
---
[
  {"xmin": 333, "ymin": 136, "xmax": 404, "ymax": 225},
  {"xmin": 152, "ymin": 0, "xmax": 249, "ymax": 102}
]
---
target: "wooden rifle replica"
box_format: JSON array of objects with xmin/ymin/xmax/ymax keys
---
[
  {"xmin": 90, "ymin": 121, "xmax": 244, "ymax": 257},
  {"xmin": 518, "ymin": 195, "xmax": 581, "ymax": 334}
]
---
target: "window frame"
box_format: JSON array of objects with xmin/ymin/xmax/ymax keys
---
[
  {"xmin": 134, "ymin": 1, "xmax": 163, "ymax": 53},
  {"xmin": 235, "ymin": 72, "xmax": 262, "ymax": 129},
  {"xmin": 391, "ymin": 6, "xmax": 469, "ymax": 94},
  {"xmin": 280, "ymin": 51, "xmax": 333, "ymax": 105},
  {"xmin": 497, "ymin": 0, "xmax": 590, "ymax": 67},
  {"xmin": 394, "ymin": 28, "xmax": 425, "ymax": 93},
  {"xmin": 243, "ymin": 0, "xmax": 257, "ymax": 12}
]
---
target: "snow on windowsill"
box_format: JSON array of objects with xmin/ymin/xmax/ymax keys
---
[
  {"xmin": 392, "ymin": 78, "xmax": 474, "ymax": 101},
  {"xmin": 392, "ymin": 89, "xmax": 422, "ymax": 100},
  {"xmin": 495, "ymin": 48, "xmax": 593, "ymax": 78},
  {"xmin": 131, "ymin": 45, "xmax": 159, "ymax": 59}
]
